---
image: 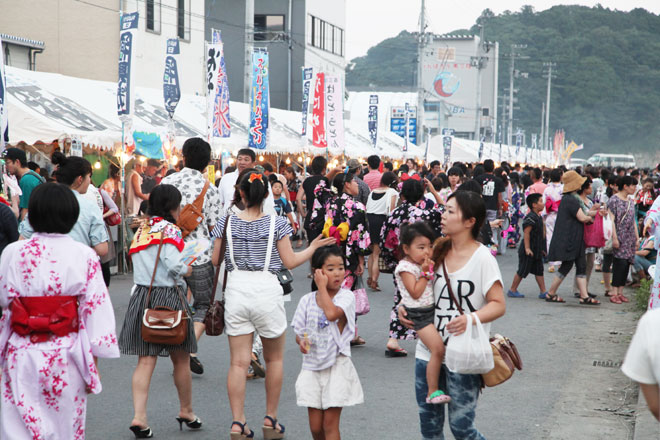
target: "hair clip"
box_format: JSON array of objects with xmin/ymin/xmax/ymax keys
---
[
  {"xmin": 343, "ymin": 166, "xmax": 349, "ymax": 174},
  {"xmin": 249, "ymin": 173, "xmax": 263, "ymax": 183}
]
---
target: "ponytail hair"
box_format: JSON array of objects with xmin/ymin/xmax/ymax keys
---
[
  {"xmin": 238, "ymin": 170, "xmax": 269, "ymax": 208},
  {"xmin": 332, "ymin": 171, "xmax": 355, "ymax": 195},
  {"xmin": 52, "ymin": 152, "xmax": 92, "ymax": 186},
  {"xmin": 147, "ymin": 184, "xmax": 181, "ymax": 225}
]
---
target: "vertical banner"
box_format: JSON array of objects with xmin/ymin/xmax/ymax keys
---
[
  {"xmin": 515, "ymin": 130, "xmax": 522, "ymax": 159},
  {"xmin": 117, "ymin": 11, "xmax": 139, "ymax": 118},
  {"xmin": 442, "ymin": 136, "xmax": 452, "ymax": 167},
  {"xmin": 403, "ymin": 103, "xmax": 410, "ymax": 152},
  {"xmin": 163, "ymin": 38, "xmax": 181, "ymax": 119},
  {"xmin": 206, "ymin": 29, "xmax": 231, "ymax": 141},
  {"xmin": 325, "ymin": 75, "xmax": 345, "ymax": 155},
  {"xmin": 0, "ymin": 43, "xmax": 8, "ymax": 150},
  {"xmin": 368, "ymin": 94, "xmax": 378, "ymax": 147},
  {"xmin": 499, "ymin": 143, "xmax": 502, "ymax": 162},
  {"xmin": 301, "ymin": 67, "xmax": 313, "ymax": 136},
  {"xmin": 312, "ymin": 72, "xmax": 327, "ymax": 148},
  {"xmin": 478, "ymin": 136, "xmax": 484, "ymax": 161},
  {"xmin": 248, "ymin": 49, "xmax": 269, "ymax": 150}
]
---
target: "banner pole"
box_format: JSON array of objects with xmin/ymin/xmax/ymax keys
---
[{"xmin": 119, "ymin": 121, "xmax": 127, "ymax": 274}]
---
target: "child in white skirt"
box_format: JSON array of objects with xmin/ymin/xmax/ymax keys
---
[{"xmin": 292, "ymin": 245, "xmax": 363, "ymax": 440}]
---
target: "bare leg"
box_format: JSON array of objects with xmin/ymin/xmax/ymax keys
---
[
  {"xmin": 386, "ymin": 338, "xmax": 401, "ymax": 351},
  {"xmin": 509, "ymin": 273, "xmax": 523, "ymax": 292},
  {"xmin": 308, "ymin": 408, "xmax": 326, "ymax": 440},
  {"xmin": 535, "ymin": 275, "xmax": 547, "ymax": 293},
  {"xmin": 131, "ymin": 356, "xmax": 158, "ymax": 428},
  {"xmin": 227, "ymin": 333, "xmax": 253, "ymax": 433},
  {"xmin": 170, "ymin": 350, "xmax": 195, "ymax": 420},
  {"xmin": 371, "ymin": 245, "xmax": 381, "ymax": 284},
  {"xmin": 548, "ymin": 275, "xmax": 563, "ymax": 297},
  {"xmin": 416, "ymin": 325, "xmax": 445, "ymax": 397},
  {"xmin": 321, "ymin": 407, "xmax": 343, "ymax": 440},
  {"xmin": 261, "ymin": 333, "xmax": 286, "ymax": 427},
  {"xmin": 603, "ymin": 272, "xmax": 612, "ymax": 292}
]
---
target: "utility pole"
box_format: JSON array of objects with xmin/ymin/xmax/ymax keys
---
[
  {"xmin": 506, "ymin": 44, "xmax": 527, "ymax": 146},
  {"xmin": 243, "ymin": 0, "xmax": 254, "ymax": 103},
  {"xmin": 543, "ymin": 62, "xmax": 556, "ymax": 150},
  {"xmin": 416, "ymin": 0, "xmax": 426, "ymax": 147},
  {"xmin": 472, "ymin": 26, "xmax": 488, "ymax": 141},
  {"xmin": 286, "ymin": 0, "xmax": 292, "ymax": 110},
  {"xmin": 540, "ymin": 102, "xmax": 545, "ymax": 152}
]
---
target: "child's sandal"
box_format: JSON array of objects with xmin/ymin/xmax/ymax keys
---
[{"xmin": 426, "ymin": 390, "xmax": 451, "ymax": 405}]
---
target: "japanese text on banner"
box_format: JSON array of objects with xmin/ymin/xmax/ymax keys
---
[
  {"xmin": 163, "ymin": 38, "xmax": 181, "ymax": 119},
  {"xmin": 325, "ymin": 75, "xmax": 345, "ymax": 155},
  {"xmin": 117, "ymin": 11, "xmax": 139, "ymax": 118},
  {"xmin": 301, "ymin": 67, "xmax": 313, "ymax": 136},
  {"xmin": 368, "ymin": 95, "xmax": 378, "ymax": 147},
  {"xmin": 249, "ymin": 50, "xmax": 269, "ymax": 150},
  {"xmin": 312, "ymin": 73, "xmax": 326, "ymax": 148}
]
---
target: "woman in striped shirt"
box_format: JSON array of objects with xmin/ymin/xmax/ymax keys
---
[{"xmin": 211, "ymin": 171, "xmax": 334, "ymax": 440}]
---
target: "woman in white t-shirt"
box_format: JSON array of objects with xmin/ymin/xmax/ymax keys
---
[
  {"xmin": 365, "ymin": 171, "xmax": 399, "ymax": 291},
  {"xmin": 399, "ymin": 190, "xmax": 506, "ymax": 439},
  {"xmin": 622, "ymin": 308, "xmax": 660, "ymax": 420}
]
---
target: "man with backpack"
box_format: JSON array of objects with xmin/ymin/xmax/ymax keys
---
[{"xmin": 161, "ymin": 138, "xmax": 221, "ymax": 375}]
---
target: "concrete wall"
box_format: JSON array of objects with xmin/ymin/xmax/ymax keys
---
[
  {"xmin": 123, "ymin": 0, "xmax": 206, "ymax": 95},
  {"xmin": 0, "ymin": 0, "xmax": 119, "ymax": 81}
]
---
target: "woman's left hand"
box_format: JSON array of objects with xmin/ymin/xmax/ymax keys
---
[
  {"xmin": 355, "ymin": 262, "xmax": 364, "ymax": 276},
  {"xmin": 446, "ymin": 314, "xmax": 469, "ymax": 336}
]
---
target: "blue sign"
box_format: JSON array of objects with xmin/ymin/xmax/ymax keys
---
[
  {"xmin": 163, "ymin": 39, "xmax": 180, "ymax": 119},
  {"xmin": 368, "ymin": 94, "xmax": 378, "ymax": 147},
  {"xmin": 248, "ymin": 50, "xmax": 269, "ymax": 149},
  {"xmin": 443, "ymin": 136, "xmax": 452, "ymax": 166},
  {"xmin": 117, "ymin": 11, "xmax": 139, "ymax": 118},
  {"xmin": 301, "ymin": 67, "xmax": 313, "ymax": 136},
  {"xmin": 441, "ymin": 128, "xmax": 455, "ymax": 136},
  {"xmin": 390, "ymin": 105, "xmax": 417, "ymax": 146}
]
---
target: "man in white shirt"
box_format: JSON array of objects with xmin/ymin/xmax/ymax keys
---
[
  {"xmin": 218, "ymin": 148, "xmax": 275, "ymax": 215},
  {"xmin": 622, "ymin": 308, "xmax": 660, "ymax": 420}
]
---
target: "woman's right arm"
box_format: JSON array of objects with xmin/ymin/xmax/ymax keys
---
[
  {"xmin": 211, "ymin": 237, "xmax": 224, "ymax": 266},
  {"xmin": 277, "ymin": 234, "xmax": 336, "ymax": 269}
]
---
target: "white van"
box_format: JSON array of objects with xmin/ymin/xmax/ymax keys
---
[{"xmin": 586, "ymin": 153, "xmax": 636, "ymax": 168}]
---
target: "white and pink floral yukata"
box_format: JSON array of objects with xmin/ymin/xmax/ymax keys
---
[
  {"xmin": 543, "ymin": 182, "xmax": 563, "ymax": 267},
  {"xmin": 0, "ymin": 233, "xmax": 120, "ymax": 439}
]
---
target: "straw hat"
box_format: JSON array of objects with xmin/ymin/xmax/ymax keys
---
[{"xmin": 562, "ymin": 170, "xmax": 586, "ymax": 193}]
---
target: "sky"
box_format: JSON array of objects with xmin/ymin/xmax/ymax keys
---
[{"xmin": 345, "ymin": 1, "xmax": 660, "ymax": 60}]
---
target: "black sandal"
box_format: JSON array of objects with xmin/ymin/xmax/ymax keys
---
[
  {"xmin": 231, "ymin": 421, "xmax": 254, "ymax": 439},
  {"xmin": 574, "ymin": 292, "xmax": 597, "ymax": 298},
  {"xmin": 579, "ymin": 296, "xmax": 601, "ymax": 305},
  {"xmin": 129, "ymin": 425, "xmax": 153, "ymax": 439},
  {"xmin": 545, "ymin": 293, "xmax": 565, "ymax": 303}
]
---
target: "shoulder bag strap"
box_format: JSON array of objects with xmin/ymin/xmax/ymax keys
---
[
  {"xmin": 442, "ymin": 261, "xmax": 464, "ymax": 316},
  {"xmin": 144, "ymin": 235, "xmax": 165, "ymax": 310},
  {"xmin": 209, "ymin": 215, "xmax": 230, "ymax": 304},
  {"xmin": 263, "ymin": 215, "xmax": 276, "ymax": 272},
  {"xmin": 193, "ymin": 181, "xmax": 210, "ymax": 211}
]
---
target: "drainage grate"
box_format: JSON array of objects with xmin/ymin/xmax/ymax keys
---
[{"xmin": 592, "ymin": 360, "xmax": 622, "ymax": 368}]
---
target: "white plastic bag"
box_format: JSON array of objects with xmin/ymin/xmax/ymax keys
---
[{"xmin": 445, "ymin": 314, "xmax": 494, "ymax": 374}]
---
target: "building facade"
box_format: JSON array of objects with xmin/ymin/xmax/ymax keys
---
[
  {"xmin": 206, "ymin": 0, "xmax": 346, "ymax": 110},
  {"xmin": 0, "ymin": 0, "xmax": 205, "ymax": 95},
  {"xmin": 421, "ymin": 35, "xmax": 499, "ymax": 141}
]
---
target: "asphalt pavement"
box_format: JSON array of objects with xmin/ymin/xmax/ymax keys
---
[{"xmin": 87, "ymin": 248, "xmax": 641, "ymax": 440}]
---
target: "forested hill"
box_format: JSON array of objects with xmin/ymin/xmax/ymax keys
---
[{"xmin": 346, "ymin": 5, "xmax": 660, "ymax": 161}]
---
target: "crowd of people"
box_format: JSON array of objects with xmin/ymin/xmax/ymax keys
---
[{"xmin": 1, "ymin": 139, "xmax": 660, "ymax": 438}]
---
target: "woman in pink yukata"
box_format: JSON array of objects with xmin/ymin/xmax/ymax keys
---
[
  {"xmin": 0, "ymin": 183, "xmax": 120, "ymax": 439},
  {"xmin": 543, "ymin": 168, "xmax": 563, "ymax": 273}
]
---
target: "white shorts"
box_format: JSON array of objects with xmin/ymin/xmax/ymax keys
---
[
  {"xmin": 224, "ymin": 269, "xmax": 287, "ymax": 339},
  {"xmin": 295, "ymin": 355, "xmax": 364, "ymax": 410}
]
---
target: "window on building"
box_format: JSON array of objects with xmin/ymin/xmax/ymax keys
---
[
  {"xmin": 307, "ymin": 15, "xmax": 344, "ymax": 57},
  {"xmin": 146, "ymin": 0, "xmax": 161, "ymax": 33},
  {"xmin": 254, "ymin": 15, "xmax": 285, "ymax": 41},
  {"xmin": 177, "ymin": 0, "xmax": 191, "ymax": 41},
  {"xmin": 424, "ymin": 102, "xmax": 441, "ymax": 112}
]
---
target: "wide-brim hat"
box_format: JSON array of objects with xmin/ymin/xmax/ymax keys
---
[{"xmin": 562, "ymin": 170, "xmax": 586, "ymax": 193}]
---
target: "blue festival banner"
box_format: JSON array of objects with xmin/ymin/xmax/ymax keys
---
[
  {"xmin": 368, "ymin": 95, "xmax": 378, "ymax": 147},
  {"xmin": 478, "ymin": 138, "xmax": 484, "ymax": 161},
  {"xmin": 206, "ymin": 30, "xmax": 231, "ymax": 140},
  {"xmin": 301, "ymin": 67, "xmax": 313, "ymax": 136},
  {"xmin": 249, "ymin": 49, "xmax": 269, "ymax": 150},
  {"xmin": 403, "ymin": 103, "xmax": 410, "ymax": 152},
  {"xmin": 163, "ymin": 38, "xmax": 181, "ymax": 119},
  {"xmin": 117, "ymin": 11, "xmax": 139, "ymax": 118},
  {"xmin": 443, "ymin": 136, "xmax": 452, "ymax": 167},
  {"xmin": 0, "ymin": 44, "xmax": 8, "ymax": 149}
]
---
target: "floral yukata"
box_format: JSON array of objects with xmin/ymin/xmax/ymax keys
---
[
  {"xmin": 379, "ymin": 198, "xmax": 443, "ymax": 340},
  {"xmin": 543, "ymin": 182, "xmax": 563, "ymax": 264},
  {"xmin": 310, "ymin": 182, "xmax": 371, "ymax": 289},
  {"xmin": 0, "ymin": 233, "xmax": 119, "ymax": 439},
  {"xmin": 645, "ymin": 196, "xmax": 660, "ymax": 309}
]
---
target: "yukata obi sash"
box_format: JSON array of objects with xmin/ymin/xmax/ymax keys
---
[
  {"xmin": 10, "ymin": 296, "xmax": 79, "ymax": 343},
  {"xmin": 7, "ymin": 295, "xmax": 104, "ymax": 394}
]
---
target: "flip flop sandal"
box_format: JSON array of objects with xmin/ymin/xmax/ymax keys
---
[
  {"xmin": 545, "ymin": 294, "xmax": 565, "ymax": 303},
  {"xmin": 350, "ymin": 337, "xmax": 366, "ymax": 346},
  {"xmin": 619, "ymin": 295, "xmax": 630, "ymax": 303},
  {"xmin": 426, "ymin": 390, "xmax": 451, "ymax": 404},
  {"xmin": 385, "ymin": 347, "xmax": 408, "ymax": 357},
  {"xmin": 604, "ymin": 290, "xmax": 615, "ymax": 297},
  {"xmin": 579, "ymin": 297, "xmax": 601, "ymax": 305},
  {"xmin": 538, "ymin": 291, "xmax": 549, "ymax": 299},
  {"xmin": 609, "ymin": 295, "xmax": 622, "ymax": 304}
]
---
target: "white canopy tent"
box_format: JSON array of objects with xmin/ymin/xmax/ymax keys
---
[
  {"xmin": 426, "ymin": 135, "xmax": 554, "ymax": 166},
  {"xmin": 5, "ymin": 66, "xmax": 421, "ymax": 160}
]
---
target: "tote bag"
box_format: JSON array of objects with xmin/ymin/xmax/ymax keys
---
[{"xmin": 584, "ymin": 211, "xmax": 605, "ymax": 248}]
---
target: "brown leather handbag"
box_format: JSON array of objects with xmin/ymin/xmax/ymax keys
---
[
  {"xmin": 141, "ymin": 237, "xmax": 190, "ymax": 345},
  {"xmin": 177, "ymin": 181, "xmax": 209, "ymax": 239},
  {"xmin": 203, "ymin": 215, "xmax": 229, "ymax": 336},
  {"xmin": 442, "ymin": 262, "xmax": 522, "ymax": 387}
]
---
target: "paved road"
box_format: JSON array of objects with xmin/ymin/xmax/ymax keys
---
[{"xmin": 87, "ymin": 249, "xmax": 639, "ymax": 439}]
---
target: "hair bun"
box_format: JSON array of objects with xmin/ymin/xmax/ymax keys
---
[{"xmin": 51, "ymin": 151, "xmax": 67, "ymax": 166}]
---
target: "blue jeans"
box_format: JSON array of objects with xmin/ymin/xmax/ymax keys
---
[
  {"xmin": 415, "ymin": 359, "xmax": 486, "ymax": 440},
  {"xmin": 632, "ymin": 255, "xmax": 653, "ymax": 273}
]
